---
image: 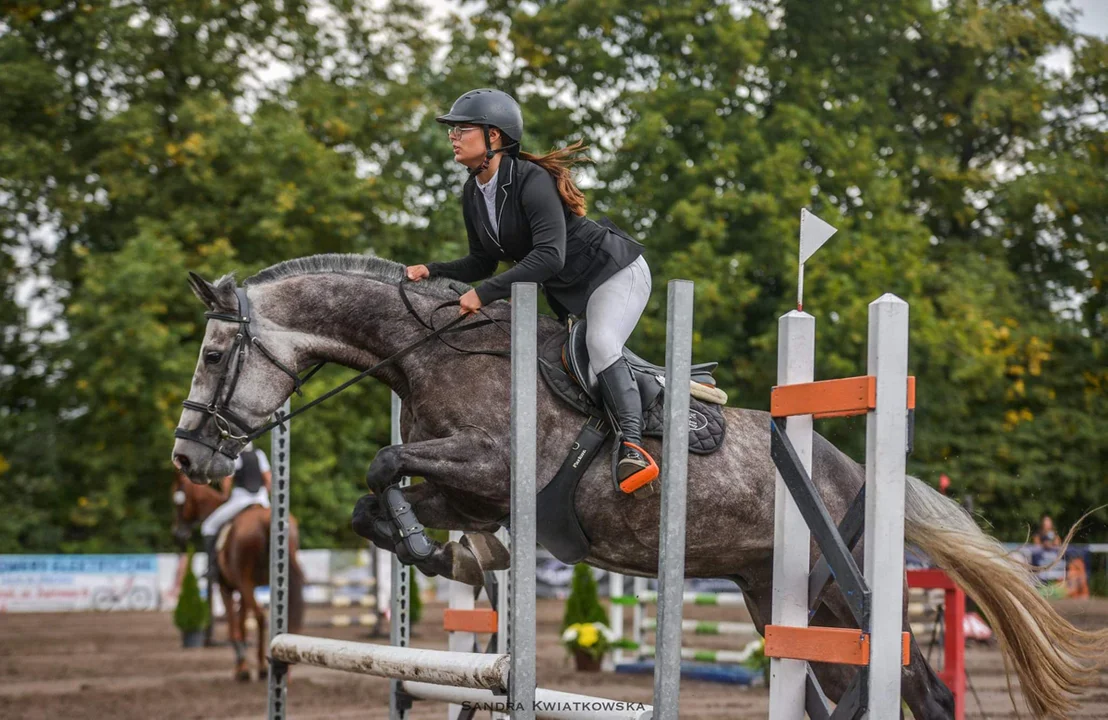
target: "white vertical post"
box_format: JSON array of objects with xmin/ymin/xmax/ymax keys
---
[
  {"xmin": 493, "ymin": 526, "xmax": 510, "ymax": 720},
  {"xmin": 510, "ymin": 282, "xmax": 538, "ymax": 720},
  {"xmin": 865, "ymin": 294, "xmax": 909, "ymax": 718},
  {"xmin": 632, "ymin": 576, "xmax": 647, "ymax": 661},
  {"xmin": 389, "ymin": 391, "xmax": 411, "ymax": 720},
  {"xmin": 496, "ymin": 527, "xmax": 510, "ymax": 657},
  {"xmin": 768, "ymin": 310, "xmax": 815, "ymax": 720},
  {"xmin": 653, "ymin": 280, "xmax": 694, "ymax": 720},
  {"xmin": 447, "ymin": 531, "xmax": 475, "ymax": 720},
  {"xmin": 375, "ymin": 545, "xmax": 391, "ymax": 627},
  {"xmin": 609, "ymin": 573, "xmax": 625, "ymax": 666}
]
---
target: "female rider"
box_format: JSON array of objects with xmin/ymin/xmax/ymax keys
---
[{"xmin": 405, "ymin": 88, "xmax": 658, "ymax": 494}]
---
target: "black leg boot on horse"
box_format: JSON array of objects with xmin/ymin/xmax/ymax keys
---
[
  {"xmin": 357, "ymin": 443, "xmax": 510, "ymax": 586},
  {"xmin": 597, "ymin": 357, "xmax": 659, "ymax": 494}
]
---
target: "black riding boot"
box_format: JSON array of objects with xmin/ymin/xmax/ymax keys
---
[
  {"xmin": 203, "ymin": 534, "xmax": 218, "ymax": 646},
  {"xmin": 597, "ymin": 357, "xmax": 659, "ymax": 494}
]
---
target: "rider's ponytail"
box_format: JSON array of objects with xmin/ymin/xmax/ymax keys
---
[{"xmin": 520, "ymin": 141, "xmax": 591, "ymax": 217}]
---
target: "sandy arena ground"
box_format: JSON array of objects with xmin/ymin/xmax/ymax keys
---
[{"xmin": 2, "ymin": 597, "xmax": 1107, "ymax": 719}]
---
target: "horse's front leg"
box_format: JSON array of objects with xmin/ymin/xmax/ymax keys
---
[
  {"xmin": 364, "ymin": 428, "xmax": 506, "ymax": 494},
  {"xmin": 361, "ymin": 430, "xmax": 509, "ymax": 585}
]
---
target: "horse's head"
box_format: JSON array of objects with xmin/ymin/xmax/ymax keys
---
[
  {"xmin": 171, "ymin": 272, "xmax": 301, "ymax": 483},
  {"xmin": 171, "ymin": 471, "xmax": 228, "ymax": 550}
]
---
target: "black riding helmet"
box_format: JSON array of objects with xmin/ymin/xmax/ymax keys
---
[{"xmin": 436, "ymin": 88, "xmax": 523, "ymax": 171}]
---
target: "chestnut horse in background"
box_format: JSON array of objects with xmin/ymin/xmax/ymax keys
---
[{"xmin": 172, "ymin": 474, "xmax": 305, "ymax": 680}]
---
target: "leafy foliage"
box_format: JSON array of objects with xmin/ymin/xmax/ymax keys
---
[{"xmin": 1, "ymin": 0, "xmax": 1105, "ymax": 552}]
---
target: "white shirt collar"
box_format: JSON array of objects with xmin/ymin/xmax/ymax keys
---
[{"xmin": 476, "ymin": 167, "xmax": 499, "ymax": 193}]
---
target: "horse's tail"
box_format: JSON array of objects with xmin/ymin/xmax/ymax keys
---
[{"xmin": 904, "ymin": 475, "xmax": 1108, "ymax": 718}]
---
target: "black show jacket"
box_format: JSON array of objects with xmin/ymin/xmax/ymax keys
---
[{"xmin": 425, "ymin": 155, "xmax": 645, "ymax": 320}]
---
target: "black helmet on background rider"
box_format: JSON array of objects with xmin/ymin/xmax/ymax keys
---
[{"xmin": 436, "ymin": 88, "xmax": 523, "ymax": 170}]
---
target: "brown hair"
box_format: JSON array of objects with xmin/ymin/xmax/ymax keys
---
[{"xmin": 519, "ymin": 141, "xmax": 591, "ymax": 217}]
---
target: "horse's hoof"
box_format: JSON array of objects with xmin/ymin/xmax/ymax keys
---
[
  {"xmin": 461, "ymin": 531, "xmax": 510, "ymax": 573},
  {"xmin": 351, "ymin": 494, "xmax": 394, "ymax": 548},
  {"xmin": 444, "ymin": 540, "xmax": 486, "ymax": 587},
  {"xmin": 235, "ymin": 669, "xmax": 251, "ymax": 682},
  {"xmin": 258, "ymin": 667, "xmax": 268, "ymax": 682}
]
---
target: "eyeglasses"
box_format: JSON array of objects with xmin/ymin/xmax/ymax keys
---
[{"xmin": 446, "ymin": 125, "xmax": 481, "ymax": 140}]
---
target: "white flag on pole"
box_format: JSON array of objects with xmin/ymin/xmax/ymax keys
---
[{"xmin": 799, "ymin": 209, "xmax": 838, "ymax": 265}]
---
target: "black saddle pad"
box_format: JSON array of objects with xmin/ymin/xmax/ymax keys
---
[{"xmin": 538, "ymin": 332, "xmax": 726, "ymax": 455}]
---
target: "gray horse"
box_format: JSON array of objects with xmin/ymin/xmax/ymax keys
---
[{"xmin": 172, "ymin": 254, "xmax": 1105, "ymax": 719}]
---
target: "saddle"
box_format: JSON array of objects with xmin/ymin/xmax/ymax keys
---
[
  {"xmin": 540, "ymin": 320, "xmax": 728, "ymax": 455},
  {"xmin": 560, "ymin": 319, "xmax": 727, "ymax": 410},
  {"xmin": 533, "ymin": 321, "xmax": 728, "ymax": 565}
]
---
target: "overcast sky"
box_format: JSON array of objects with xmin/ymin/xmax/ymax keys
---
[{"xmin": 1066, "ymin": 0, "xmax": 1108, "ymax": 37}]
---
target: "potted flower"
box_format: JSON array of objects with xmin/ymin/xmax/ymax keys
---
[
  {"xmin": 560, "ymin": 564, "xmax": 614, "ymax": 671},
  {"xmin": 173, "ymin": 550, "xmax": 209, "ymax": 648},
  {"xmin": 561, "ymin": 620, "xmax": 617, "ymax": 671},
  {"xmin": 741, "ymin": 637, "xmax": 770, "ymax": 687}
]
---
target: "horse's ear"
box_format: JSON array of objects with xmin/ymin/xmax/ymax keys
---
[
  {"xmin": 188, "ymin": 272, "xmax": 238, "ymax": 313},
  {"xmin": 188, "ymin": 272, "xmax": 220, "ymax": 310}
]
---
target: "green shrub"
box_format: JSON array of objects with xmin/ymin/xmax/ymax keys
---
[
  {"xmin": 173, "ymin": 551, "xmax": 209, "ymax": 632},
  {"xmin": 561, "ymin": 564, "xmax": 608, "ymax": 632}
]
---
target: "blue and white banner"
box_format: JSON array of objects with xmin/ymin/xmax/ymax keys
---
[{"xmin": 0, "ymin": 554, "xmax": 165, "ymax": 613}]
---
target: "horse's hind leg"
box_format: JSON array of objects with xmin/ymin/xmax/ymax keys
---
[
  {"xmin": 240, "ymin": 580, "xmax": 268, "ymax": 682},
  {"xmin": 742, "ymin": 583, "xmax": 870, "ymax": 713},
  {"xmin": 808, "ymin": 590, "xmax": 954, "ymax": 719},
  {"xmin": 901, "ymin": 636, "xmax": 956, "ymax": 719},
  {"xmin": 221, "ymin": 584, "xmax": 250, "ymax": 682}
]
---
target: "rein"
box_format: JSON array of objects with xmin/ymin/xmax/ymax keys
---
[{"xmin": 175, "ymin": 280, "xmax": 511, "ymax": 460}]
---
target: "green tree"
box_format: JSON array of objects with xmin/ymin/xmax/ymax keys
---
[
  {"xmin": 562, "ymin": 563, "xmax": 608, "ymax": 632},
  {"xmin": 2, "ymin": 0, "xmax": 1105, "ymax": 551}
]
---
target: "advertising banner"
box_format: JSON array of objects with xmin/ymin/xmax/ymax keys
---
[{"xmin": 0, "ymin": 554, "xmax": 163, "ymax": 613}]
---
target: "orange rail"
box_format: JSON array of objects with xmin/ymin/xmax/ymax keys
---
[
  {"xmin": 763, "ymin": 625, "xmax": 910, "ymax": 666},
  {"xmin": 443, "ymin": 609, "xmax": 499, "ymax": 634},
  {"xmin": 771, "ymin": 376, "xmax": 916, "ymax": 419}
]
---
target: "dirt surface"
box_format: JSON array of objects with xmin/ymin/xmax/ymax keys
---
[{"xmin": 2, "ymin": 597, "xmax": 1107, "ymax": 719}]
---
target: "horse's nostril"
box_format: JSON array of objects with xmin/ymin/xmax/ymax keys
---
[{"xmin": 173, "ymin": 454, "xmax": 191, "ymax": 473}]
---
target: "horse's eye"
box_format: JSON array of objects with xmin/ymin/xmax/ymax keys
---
[{"xmin": 205, "ymin": 351, "xmax": 222, "ymax": 365}]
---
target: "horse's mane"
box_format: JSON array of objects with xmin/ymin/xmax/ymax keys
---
[{"xmin": 242, "ymin": 253, "xmax": 466, "ymax": 301}]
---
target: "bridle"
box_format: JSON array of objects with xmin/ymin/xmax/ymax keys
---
[
  {"xmin": 174, "ymin": 281, "xmax": 510, "ymax": 461},
  {"xmin": 174, "ymin": 287, "xmax": 321, "ymax": 460}
]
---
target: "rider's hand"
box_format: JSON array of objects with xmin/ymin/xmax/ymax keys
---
[
  {"xmin": 406, "ymin": 264, "xmax": 430, "ymax": 282},
  {"xmin": 458, "ymin": 289, "xmax": 483, "ymax": 315}
]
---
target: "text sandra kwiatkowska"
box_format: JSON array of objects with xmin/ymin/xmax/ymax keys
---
[{"xmin": 460, "ymin": 699, "xmax": 649, "ymax": 713}]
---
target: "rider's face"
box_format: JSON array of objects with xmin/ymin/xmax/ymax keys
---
[{"xmin": 449, "ymin": 124, "xmax": 500, "ymax": 169}]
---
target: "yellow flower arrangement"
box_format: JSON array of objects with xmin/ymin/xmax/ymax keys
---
[{"xmin": 561, "ymin": 621, "xmax": 617, "ymax": 661}]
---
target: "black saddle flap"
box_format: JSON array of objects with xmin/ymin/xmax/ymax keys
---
[{"xmin": 535, "ymin": 420, "xmax": 609, "ymax": 564}]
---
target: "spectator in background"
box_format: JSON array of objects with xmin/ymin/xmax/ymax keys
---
[
  {"xmin": 1032, "ymin": 514, "xmax": 1062, "ymax": 570},
  {"xmin": 1034, "ymin": 514, "xmax": 1061, "ymax": 550}
]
